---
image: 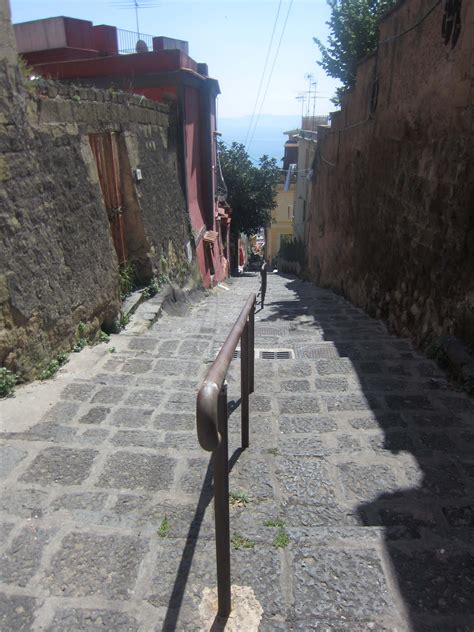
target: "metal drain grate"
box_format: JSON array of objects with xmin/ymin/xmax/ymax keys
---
[
  {"xmin": 258, "ymin": 349, "xmax": 294, "ymax": 360},
  {"xmin": 294, "ymin": 344, "xmax": 344, "ymax": 360},
  {"xmin": 255, "ymin": 325, "xmax": 290, "ymax": 336}
]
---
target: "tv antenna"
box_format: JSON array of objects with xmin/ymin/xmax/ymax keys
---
[{"xmin": 110, "ymin": 1, "xmax": 162, "ymax": 38}]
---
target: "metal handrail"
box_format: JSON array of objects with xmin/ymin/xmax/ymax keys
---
[
  {"xmin": 196, "ymin": 292, "xmax": 256, "ymax": 617},
  {"xmin": 260, "ymin": 261, "xmax": 267, "ymax": 309}
]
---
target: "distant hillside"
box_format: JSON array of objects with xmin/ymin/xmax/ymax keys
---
[{"xmin": 219, "ymin": 114, "xmax": 300, "ymax": 164}]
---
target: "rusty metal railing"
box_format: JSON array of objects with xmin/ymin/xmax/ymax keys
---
[{"xmin": 196, "ymin": 292, "xmax": 256, "ymax": 617}]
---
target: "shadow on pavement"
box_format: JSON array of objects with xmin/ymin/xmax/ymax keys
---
[
  {"xmin": 259, "ymin": 273, "xmax": 474, "ymax": 631},
  {"xmin": 162, "ymin": 447, "xmax": 243, "ymax": 631}
]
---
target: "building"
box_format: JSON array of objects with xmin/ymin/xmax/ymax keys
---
[
  {"xmin": 14, "ymin": 16, "xmax": 230, "ymax": 288},
  {"xmin": 265, "ymin": 132, "xmax": 296, "ymax": 264},
  {"xmin": 292, "ymin": 115, "xmax": 329, "ymax": 244}
]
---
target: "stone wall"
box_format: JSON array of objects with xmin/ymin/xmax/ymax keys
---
[
  {"xmin": 0, "ymin": 5, "xmax": 191, "ymax": 378},
  {"xmin": 308, "ymin": 0, "xmax": 474, "ymax": 347}
]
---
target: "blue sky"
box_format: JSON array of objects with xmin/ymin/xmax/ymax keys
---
[{"xmin": 11, "ymin": 0, "xmax": 340, "ymax": 122}]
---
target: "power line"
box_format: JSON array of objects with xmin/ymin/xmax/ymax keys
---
[
  {"xmin": 247, "ymin": 0, "xmax": 294, "ymax": 153},
  {"xmin": 244, "ymin": 0, "xmax": 283, "ymax": 147}
]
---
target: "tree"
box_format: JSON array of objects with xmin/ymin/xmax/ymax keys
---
[
  {"xmin": 314, "ymin": 0, "xmax": 396, "ymax": 104},
  {"xmin": 217, "ymin": 141, "xmax": 280, "ymax": 237}
]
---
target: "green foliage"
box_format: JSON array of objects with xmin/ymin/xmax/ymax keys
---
[
  {"xmin": 218, "ymin": 141, "xmax": 280, "ymax": 236},
  {"xmin": 231, "ymin": 533, "xmax": 255, "ymax": 550},
  {"xmin": 120, "ymin": 313, "xmax": 130, "ymax": 329},
  {"xmin": 73, "ymin": 338, "xmax": 88, "ymax": 353},
  {"xmin": 273, "ymin": 529, "xmax": 290, "ymax": 549},
  {"xmin": 278, "ymin": 237, "xmax": 306, "ymax": 265},
  {"xmin": 108, "ymin": 347, "xmax": 116, "ymax": 353},
  {"xmin": 264, "ymin": 518, "xmax": 286, "ymax": 529},
  {"xmin": 229, "ymin": 491, "xmax": 251, "ymax": 507},
  {"xmin": 77, "ymin": 321, "xmax": 87, "ymax": 336},
  {"xmin": 0, "ymin": 367, "xmax": 17, "ymax": 398},
  {"xmin": 39, "ymin": 352, "xmax": 68, "ymax": 380},
  {"xmin": 17, "ymin": 56, "xmax": 40, "ymax": 93},
  {"xmin": 97, "ymin": 331, "xmax": 110, "ymax": 344},
  {"xmin": 119, "ymin": 262, "xmax": 136, "ymax": 300},
  {"xmin": 158, "ymin": 515, "xmax": 170, "ymax": 537},
  {"xmin": 314, "ymin": 0, "xmax": 396, "ymax": 103}
]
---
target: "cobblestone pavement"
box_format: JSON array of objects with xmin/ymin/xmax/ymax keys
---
[{"xmin": 1, "ymin": 273, "xmax": 474, "ymax": 631}]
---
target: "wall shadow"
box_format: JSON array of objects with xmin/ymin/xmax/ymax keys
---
[{"xmin": 258, "ymin": 274, "xmax": 474, "ymax": 630}]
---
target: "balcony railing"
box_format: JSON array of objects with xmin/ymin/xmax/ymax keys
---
[{"xmin": 117, "ymin": 28, "xmax": 154, "ymax": 54}]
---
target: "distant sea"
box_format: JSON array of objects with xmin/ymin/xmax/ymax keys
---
[{"xmin": 218, "ymin": 114, "xmax": 300, "ymax": 165}]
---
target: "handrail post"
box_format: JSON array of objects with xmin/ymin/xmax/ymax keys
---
[
  {"xmin": 213, "ymin": 382, "xmax": 231, "ymax": 617},
  {"xmin": 248, "ymin": 300, "xmax": 255, "ymax": 394},
  {"xmin": 241, "ymin": 321, "xmax": 250, "ymax": 449},
  {"xmin": 260, "ymin": 262, "xmax": 267, "ymax": 310}
]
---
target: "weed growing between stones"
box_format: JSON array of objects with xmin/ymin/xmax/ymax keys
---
[
  {"xmin": 231, "ymin": 533, "xmax": 255, "ymax": 550},
  {"xmin": 266, "ymin": 447, "xmax": 279, "ymax": 456},
  {"xmin": 108, "ymin": 347, "xmax": 116, "ymax": 354},
  {"xmin": 272, "ymin": 529, "xmax": 290, "ymax": 549},
  {"xmin": 0, "ymin": 367, "xmax": 17, "ymax": 397},
  {"xmin": 119, "ymin": 261, "xmax": 137, "ymax": 300},
  {"xmin": 119, "ymin": 313, "xmax": 130, "ymax": 329},
  {"xmin": 229, "ymin": 491, "xmax": 251, "ymax": 507},
  {"xmin": 264, "ymin": 518, "xmax": 286, "ymax": 529},
  {"xmin": 158, "ymin": 515, "xmax": 170, "ymax": 537}
]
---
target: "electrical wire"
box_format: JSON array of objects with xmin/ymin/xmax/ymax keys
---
[
  {"xmin": 247, "ymin": 0, "xmax": 294, "ymax": 153},
  {"xmin": 244, "ymin": 0, "xmax": 283, "ymax": 147}
]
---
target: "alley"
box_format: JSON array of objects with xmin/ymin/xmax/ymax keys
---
[{"xmin": 1, "ymin": 273, "xmax": 474, "ymax": 631}]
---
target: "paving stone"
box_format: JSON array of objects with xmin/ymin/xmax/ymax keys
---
[
  {"xmin": 153, "ymin": 412, "xmax": 195, "ymax": 431},
  {"xmin": 417, "ymin": 432, "xmax": 457, "ymax": 452},
  {"xmin": 24, "ymin": 422, "xmax": 76, "ymax": 443},
  {"xmin": 124, "ymin": 389, "xmax": 163, "ymax": 408},
  {"xmin": 98, "ymin": 451, "xmax": 175, "ymax": 491},
  {"xmin": 41, "ymin": 401, "xmax": 80, "ymax": 423},
  {"xmin": 292, "ymin": 548, "xmax": 395, "ymax": 619},
  {"xmin": 44, "ymin": 532, "xmax": 147, "ymax": 599},
  {"xmin": 0, "ymin": 522, "xmax": 14, "ymax": 543},
  {"xmin": 91, "ymin": 386, "xmax": 125, "ymax": 404},
  {"xmin": 50, "ymin": 492, "xmax": 108, "ymax": 512},
  {"xmin": 389, "ymin": 547, "xmax": 474, "ymax": 616},
  {"xmin": 127, "ymin": 337, "xmax": 158, "ymax": 352},
  {"xmin": 437, "ymin": 395, "xmax": 474, "ymax": 414},
  {"xmin": 279, "ymin": 415, "xmax": 338, "ymax": 433},
  {"xmin": 386, "ymin": 395, "xmax": 434, "ymax": 410},
  {"xmin": 349, "ymin": 413, "xmax": 404, "ymax": 430},
  {"xmin": 442, "ymin": 505, "xmax": 474, "ymax": 527},
  {"xmin": 280, "ymin": 380, "xmax": 311, "ymax": 392},
  {"xmin": 0, "ymin": 487, "xmax": 49, "ymax": 518},
  {"xmin": 46, "ymin": 608, "xmax": 140, "ymax": 631},
  {"xmin": 95, "ymin": 372, "xmax": 133, "ymax": 385},
  {"xmin": 77, "ymin": 428, "xmax": 110, "ymax": 444},
  {"xmin": 314, "ymin": 377, "xmax": 349, "ymax": 391},
  {"xmin": 250, "ymin": 395, "xmax": 272, "ymax": 412},
  {"xmin": 61, "ymin": 382, "xmax": 96, "ymax": 402},
  {"xmin": 164, "ymin": 432, "xmax": 200, "ymax": 450},
  {"xmin": 164, "ymin": 391, "xmax": 196, "ymax": 412},
  {"xmin": 315, "ymin": 359, "xmax": 354, "ymax": 375},
  {"xmin": 368, "ymin": 431, "xmax": 417, "ymax": 453},
  {"xmin": 337, "ymin": 434, "xmax": 362, "ymax": 451},
  {"xmin": 0, "ymin": 526, "xmax": 56, "ymax": 586},
  {"xmin": 406, "ymin": 461, "xmax": 468, "ymax": 498},
  {"xmin": 283, "ymin": 501, "xmax": 362, "ymax": 527},
  {"xmin": 338, "ymin": 463, "xmax": 401, "ymax": 501},
  {"xmin": 20, "ymin": 447, "xmax": 97, "ymax": 486},
  {"xmin": 278, "ymin": 396, "xmax": 321, "ymax": 414},
  {"xmin": 0, "ymin": 445, "xmax": 28, "ymax": 478},
  {"xmin": 280, "ymin": 436, "xmax": 328, "ymax": 456},
  {"xmin": 121, "ymin": 358, "xmax": 154, "ymax": 374},
  {"xmin": 111, "ymin": 430, "xmax": 164, "ymax": 449},
  {"xmin": 230, "ymin": 456, "xmax": 274, "ymax": 499},
  {"xmin": 110, "ymin": 407, "xmax": 153, "ymax": 428},
  {"xmin": 277, "ymin": 458, "xmax": 338, "ymax": 503},
  {"xmin": 277, "ymin": 361, "xmax": 312, "ymax": 377},
  {"xmin": 0, "ymin": 593, "xmax": 36, "ymax": 631},
  {"xmin": 323, "ymin": 393, "xmax": 379, "ymax": 412},
  {"xmin": 79, "ymin": 406, "xmax": 110, "ymax": 424},
  {"xmin": 179, "ymin": 457, "xmax": 213, "ymax": 495}
]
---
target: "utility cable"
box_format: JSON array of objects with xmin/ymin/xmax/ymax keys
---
[
  {"xmin": 244, "ymin": 0, "xmax": 283, "ymax": 147},
  {"xmin": 247, "ymin": 0, "xmax": 294, "ymax": 153}
]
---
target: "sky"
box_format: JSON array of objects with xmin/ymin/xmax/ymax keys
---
[{"xmin": 10, "ymin": 0, "xmax": 340, "ymax": 159}]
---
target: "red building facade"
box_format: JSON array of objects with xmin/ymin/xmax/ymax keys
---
[{"xmin": 15, "ymin": 17, "xmax": 230, "ymax": 287}]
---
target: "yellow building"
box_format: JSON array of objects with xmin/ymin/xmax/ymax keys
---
[{"xmin": 265, "ymin": 180, "xmax": 295, "ymax": 264}]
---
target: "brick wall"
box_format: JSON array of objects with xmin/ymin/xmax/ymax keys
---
[{"xmin": 308, "ymin": 0, "xmax": 474, "ymax": 347}]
